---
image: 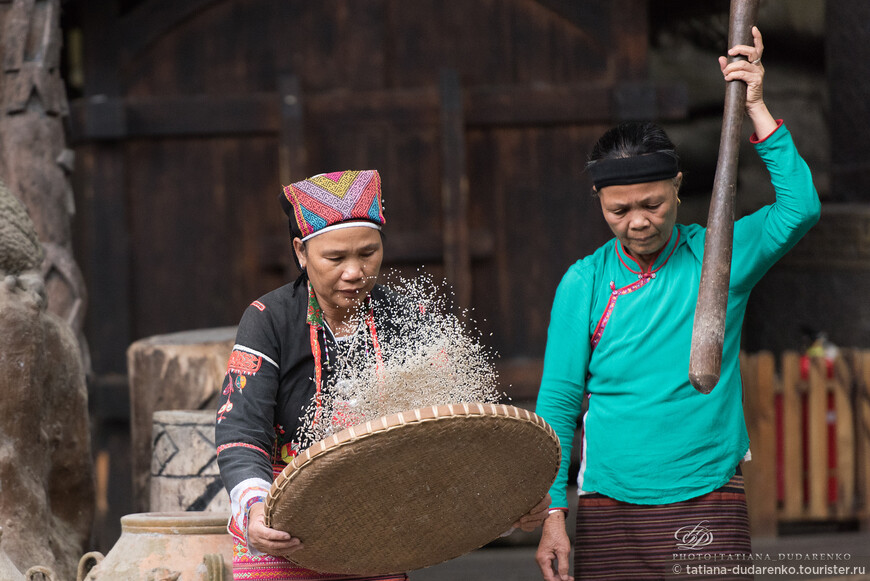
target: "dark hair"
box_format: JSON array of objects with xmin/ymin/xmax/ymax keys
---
[
  {"xmin": 588, "ymin": 121, "xmax": 679, "ymax": 164},
  {"xmin": 289, "ymin": 219, "xmax": 305, "ymax": 274}
]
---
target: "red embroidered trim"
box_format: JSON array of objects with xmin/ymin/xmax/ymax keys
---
[
  {"xmin": 227, "ymin": 350, "xmax": 263, "ymax": 375},
  {"xmin": 308, "ymin": 305, "xmax": 383, "ymax": 425},
  {"xmin": 616, "ymin": 230, "xmax": 680, "ymax": 276},
  {"xmin": 216, "ymin": 442, "xmax": 269, "ymax": 457},
  {"xmin": 251, "ymin": 300, "xmax": 266, "ymax": 311},
  {"xmin": 310, "ymin": 324, "xmax": 323, "ymax": 427},
  {"xmin": 591, "ymin": 277, "xmax": 653, "ymax": 350},
  {"xmin": 750, "ymin": 119, "xmax": 784, "ymax": 144},
  {"xmin": 592, "ymin": 230, "xmax": 682, "ymax": 350},
  {"xmin": 366, "ymin": 309, "xmax": 385, "ymax": 391}
]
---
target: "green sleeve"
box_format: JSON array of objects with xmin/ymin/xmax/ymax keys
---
[
  {"xmin": 535, "ymin": 262, "xmax": 594, "ymax": 509},
  {"xmin": 731, "ymin": 123, "xmax": 821, "ymax": 291}
]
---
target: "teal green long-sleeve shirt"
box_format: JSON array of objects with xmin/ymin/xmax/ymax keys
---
[{"xmin": 535, "ymin": 123, "xmax": 820, "ymax": 508}]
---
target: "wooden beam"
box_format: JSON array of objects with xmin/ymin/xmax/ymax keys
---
[
  {"xmin": 464, "ymin": 83, "xmax": 610, "ymax": 126},
  {"xmin": 306, "ymin": 87, "xmax": 440, "ymax": 126},
  {"xmin": 69, "ymin": 81, "xmax": 688, "ymax": 142},
  {"xmin": 439, "ymin": 69, "xmax": 472, "ymax": 308},
  {"xmin": 69, "ymin": 93, "xmax": 279, "ymax": 140}
]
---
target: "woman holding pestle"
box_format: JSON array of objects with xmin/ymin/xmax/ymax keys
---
[{"xmin": 534, "ymin": 28, "xmax": 820, "ymax": 581}]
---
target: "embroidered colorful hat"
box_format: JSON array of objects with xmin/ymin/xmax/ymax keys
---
[{"xmin": 281, "ymin": 170, "xmax": 385, "ymax": 242}]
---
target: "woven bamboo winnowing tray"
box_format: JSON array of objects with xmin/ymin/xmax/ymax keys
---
[{"xmin": 264, "ymin": 402, "xmax": 560, "ymax": 575}]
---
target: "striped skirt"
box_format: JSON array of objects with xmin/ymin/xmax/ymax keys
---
[
  {"xmin": 232, "ymin": 543, "xmax": 408, "ymax": 581},
  {"xmin": 574, "ymin": 471, "xmax": 752, "ymax": 580}
]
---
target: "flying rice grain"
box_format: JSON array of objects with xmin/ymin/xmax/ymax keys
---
[{"xmin": 296, "ymin": 272, "xmax": 503, "ymax": 449}]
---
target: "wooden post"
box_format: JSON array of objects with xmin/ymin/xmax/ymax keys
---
[
  {"xmin": 278, "ymin": 75, "xmax": 306, "ymax": 189},
  {"xmin": 278, "ymin": 74, "xmax": 306, "ymax": 280},
  {"xmin": 741, "ymin": 351, "xmax": 777, "ymax": 536},
  {"xmin": 78, "ymin": 0, "xmax": 131, "ymax": 376},
  {"xmin": 439, "ymin": 69, "xmax": 472, "ymax": 308},
  {"xmin": 780, "ymin": 351, "xmax": 805, "ymax": 520}
]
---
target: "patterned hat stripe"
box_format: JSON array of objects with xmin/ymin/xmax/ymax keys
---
[
  {"xmin": 320, "ymin": 171, "xmax": 347, "ymax": 182},
  {"xmin": 306, "ymin": 171, "xmax": 361, "ymax": 198},
  {"xmin": 366, "ymin": 196, "xmax": 382, "ymax": 223},
  {"xmin": 285, "ymin": 184, "xmax": 346, "ymax": 237},
  {"xmin": 299, "ymin": 207, "xmax": 329, "ymax": 232},
  {"xmin": 294, "ymin": 178, "xmax": 369, "ymax": 216},
  {"xmin": 294, "ymin": 192, "xmax": 346, "ymax": 224},
  {"xmin": 284, "ymin": 184, "xmax": 314, "ymax": 237},
  {"xmin": 350, "ymin": 187, "xmax": 380, "ymax": 221}
]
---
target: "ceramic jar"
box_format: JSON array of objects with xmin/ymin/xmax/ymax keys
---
[
  {"xmin": 150, "ymin": 410, "xmax": 228, "ymax": 513},
  {"xmin": 77, "ymin": 512, "xmax": 232, "ymax": 581}
]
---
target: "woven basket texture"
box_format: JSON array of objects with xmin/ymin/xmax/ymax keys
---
[{"xmin": 265, "ymin": 403, "xmax": 560, "ymax": 575}]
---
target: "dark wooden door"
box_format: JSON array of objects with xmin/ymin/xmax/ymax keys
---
[{"xmin": 71, "ymin": 0, "xmax": 685, "ymax": 397}]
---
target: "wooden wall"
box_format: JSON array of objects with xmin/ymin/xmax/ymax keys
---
[
  {"xmin": 70, "ymin": 0, "xmax": 686, "ymax": 398},
  {"xmin": 70, "ymin": 0, "xmax": 686, "ymax": 401},
  {"xmin": 65, "ymin": 0, "xmax": 691, "ymax": 549}
]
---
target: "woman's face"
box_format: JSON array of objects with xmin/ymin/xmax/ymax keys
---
[
  {"xmin": 596, "ymin": 174, "xmax": 681, "ymax": 268},
  {"xmin": 294, "ymin": 224, "xmax": 383, "ymax": 315}
]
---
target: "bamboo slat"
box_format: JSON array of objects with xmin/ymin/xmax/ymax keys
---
[
  {"xmin": 780, "ymin": 351, "xmax": 805, "ymax": 520},
  {"xmin": 806, "ymin": 356, "xmax": 830, "ymax": 518},
  {"xmin": 857, "ymin": 352, "xmax": 870, "ymax": 520},
  {"xmin": 834, "ymin": 355, "xmax": 855, "ymax": 518},
  {"xmin": 742, "ymin": 351, "xmax": 777, "ymax": 536}
]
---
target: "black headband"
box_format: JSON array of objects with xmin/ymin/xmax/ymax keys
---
[{"xmin": 588, "ymin": 152, "xmax": 679, "ymax": 190}]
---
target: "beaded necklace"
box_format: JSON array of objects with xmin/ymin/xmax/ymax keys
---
[{"xmin": 306, "ymin": 282, "xmax": 383, "ymax": 428}]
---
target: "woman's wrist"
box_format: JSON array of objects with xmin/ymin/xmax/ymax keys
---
[{"xmin": 747, "ymin": 102, "xmax": 777, "ymax": 140}]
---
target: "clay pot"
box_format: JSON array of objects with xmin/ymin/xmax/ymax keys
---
[
  {"xmin": 0, "ymin": 528, "xmax": 57, "ymax": 581},
  {"xmin": 77, "ymin": 512, "xmax": 232, "ymax": 581}
]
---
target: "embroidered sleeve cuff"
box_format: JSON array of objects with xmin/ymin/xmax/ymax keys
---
[{"xmin": 229, "ymin": 477, "xmax": 271, "ymax": 555}]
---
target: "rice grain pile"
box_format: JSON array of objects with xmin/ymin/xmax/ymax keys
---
[{"xmin": 296, "ymin": 272, "xmax": 503, "ymax": 448}]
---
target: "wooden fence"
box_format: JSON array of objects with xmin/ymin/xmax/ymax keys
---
[{"xmin": 741, "ymin": 350, "xmax": 870, "ymax": 536}]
